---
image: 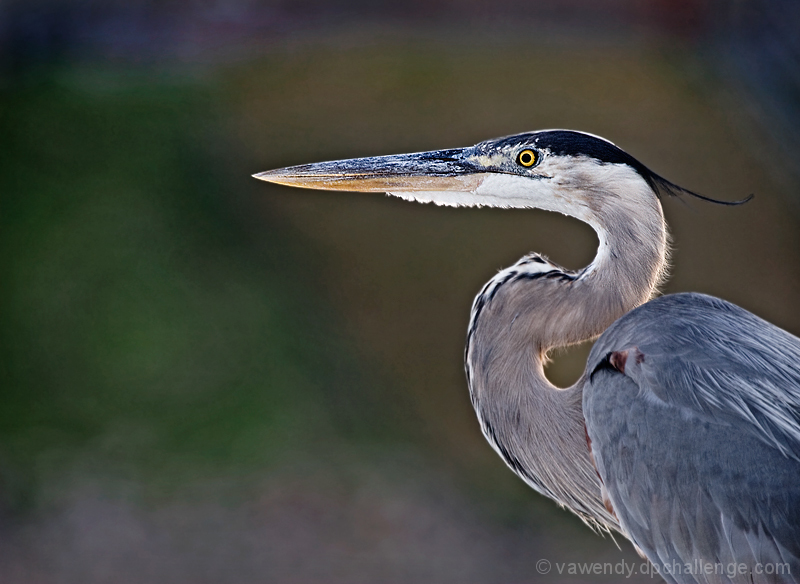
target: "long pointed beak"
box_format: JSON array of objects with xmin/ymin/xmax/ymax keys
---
[{"xmin": 253, "ymin": 147, "xmax": 486, "ymax": 193}]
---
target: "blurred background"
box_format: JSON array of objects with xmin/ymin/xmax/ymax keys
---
[{"xmin": 1, "ymin": 0, "xmax": 799, "ymax": 582}]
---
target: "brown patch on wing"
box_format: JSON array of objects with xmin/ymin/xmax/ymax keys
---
[
  {"xmin": 601, "ymin": 485, "xmax": 617, "ymax": 519},
  {"xmin": 585, "ymin": 422, "xmax": 618, "ymax": 520},
  {"xmin": 609, "ymin": 350, "xmax": 628, "ymax": 374},
  {"xmin": 584, "ymin": 423, "xmax": 598, "ymax": 471}
]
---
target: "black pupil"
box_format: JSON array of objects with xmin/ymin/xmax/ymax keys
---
[{"xmin": 520, "ymin": 152, "xmax": 532, "ymax": 164}]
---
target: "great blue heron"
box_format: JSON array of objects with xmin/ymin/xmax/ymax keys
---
[{"xmin": 255, "ymin": 130, "xmax": 800, "ymax": 584}]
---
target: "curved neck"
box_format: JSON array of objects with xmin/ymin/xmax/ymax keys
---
[{"xmin": 465, "ymin": 176, "xmax": 667, "ymax": 530}]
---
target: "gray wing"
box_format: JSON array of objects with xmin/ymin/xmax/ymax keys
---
[{"xmin": 584, "ymin": 293, "xmax": 800, "ymax": 584}]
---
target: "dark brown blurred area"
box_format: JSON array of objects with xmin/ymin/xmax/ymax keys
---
[
  {"xmin": 3, "ymin": 0, "xmax": 799, "ymax": 188},
  {"xmin": 1, "ymin": 1, "xmax": 799, "ymax": 583}
]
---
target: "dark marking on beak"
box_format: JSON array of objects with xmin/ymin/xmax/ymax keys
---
[{"xmin": 253, "ymin": 147, "xmax": 485, "ymax": 192}]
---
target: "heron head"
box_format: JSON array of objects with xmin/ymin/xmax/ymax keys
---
[
  {"xmin": 255, "ymin": 130, "xmax": 738, "ymax": 217},
  {"xmin": 255, "ymin": 131, "xmax": 667, "ymax": 216}
]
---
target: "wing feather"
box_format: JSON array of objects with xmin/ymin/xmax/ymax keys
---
[{"xmin": 584, "ymin": 293, "xmax": 800, "ymax": 583}]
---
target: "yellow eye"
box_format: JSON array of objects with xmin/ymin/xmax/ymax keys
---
[{"xmin": 517, "ymin": 149, "xmax": 537, "ymax": 167}]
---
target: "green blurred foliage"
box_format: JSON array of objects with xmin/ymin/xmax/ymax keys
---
[{"xmin": 0, "ymin": 70, "xmax": 414, "ymax": 508}]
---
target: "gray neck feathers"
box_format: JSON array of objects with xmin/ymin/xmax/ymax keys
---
[{"xmin": 465, "ymin": 169, "xmax": 667, "ymax": 531}]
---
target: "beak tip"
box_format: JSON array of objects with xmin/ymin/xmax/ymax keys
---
[{"xmin": 253, "ymin": 170, "xmax": 278, "ymax": 182}]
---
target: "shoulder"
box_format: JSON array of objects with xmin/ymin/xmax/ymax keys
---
[
  {"xmin": 590, "ymin": 292, "xmax": 799, "ymax": 361},
  {"xmin": 585, "ymin": 291, "xmax": 800, "ymax": 462},
  {"xmin": 608, "ymin": 291, "xmax": 748, "ymax": 322}
]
